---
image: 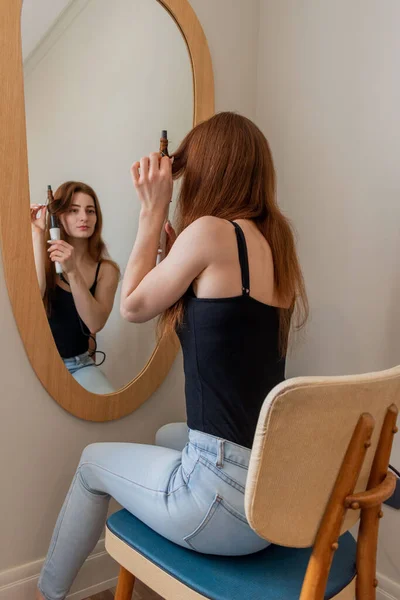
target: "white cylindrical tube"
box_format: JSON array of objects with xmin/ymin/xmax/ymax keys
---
[{"xmin": 49, "ymin": 227, "xmax": 63, "ymax": 274}]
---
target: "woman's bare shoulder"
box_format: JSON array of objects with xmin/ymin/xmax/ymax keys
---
[
  {"xmin": 98, "ymin": 260, "xmax": 120, "ymax": 283},
  {"xmin": 181, "ymin": 216, "xmax": 233, "ymax": 240},
  {"xmin": 175, "ymin": 217, "xmax": 238, "ymax": 261}
]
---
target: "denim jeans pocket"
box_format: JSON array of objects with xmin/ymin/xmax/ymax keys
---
[{"xmin": 183, "ymin": 494, "xmax": 268, "ymax": 556}]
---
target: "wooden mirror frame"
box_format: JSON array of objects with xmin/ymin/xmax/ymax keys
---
[{"xmin": 0, "ymin": 0, "xmax": 214, "ymax": 421}]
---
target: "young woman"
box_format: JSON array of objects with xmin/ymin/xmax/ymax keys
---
[
  {"xmin": 36, "ymin": 113, "xmax": 308, "ymax": 600},
  {"xmin": 31, "ymin": 182, "xmax": 120, "ymax": 394}
]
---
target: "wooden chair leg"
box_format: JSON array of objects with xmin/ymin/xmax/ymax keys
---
[
  {"xmin": 114, "ymin": 566, "xmax": 136, "ymax": 600},
  {"xmin": 356, "ymin": 405, "xmax": 398, "ymax": 600}
]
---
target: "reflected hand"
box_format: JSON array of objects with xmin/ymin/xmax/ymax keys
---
[
  {"xmin": 165, "ymin": 220, "xmax": 177, "ymax": 256},
  {"xmin": 130, "ymin": 152, "xmax": 173, "ymax": 217},
  {"xmin": 47, "ymin": 240, "xmax": 76, "ymax": 273},
  {"xmin": 30, "ymin": 204, "xmax": 47, "ymax": 232}
]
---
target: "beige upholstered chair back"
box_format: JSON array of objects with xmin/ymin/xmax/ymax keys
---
[{"xmin": 245, "ymin": 366, "xmax": 400, "ymax": 547}]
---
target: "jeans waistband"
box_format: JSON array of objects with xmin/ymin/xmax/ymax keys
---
[
  {"xmin": 63, "ymin": 351, "xmax": 91, "ymax": 365},
  {"xmin": 188, "ymin": 429, "xmax": 251, "ymax": 469}
]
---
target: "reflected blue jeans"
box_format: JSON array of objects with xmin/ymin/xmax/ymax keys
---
[
  {"xmin": 38, "ymin": 423, "xmax": 269, "ymax": 600},
  {"xmin": 63, "ymin": 351, "xmax": 115, "ymax": 394}
]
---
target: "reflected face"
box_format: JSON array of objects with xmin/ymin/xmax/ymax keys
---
[{"xmin": 60, "ymin": 192, "xmax": 97, "ymax": 239}]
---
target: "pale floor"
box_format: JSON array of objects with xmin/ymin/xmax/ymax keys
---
[{"xmin": 84, "ymin": 581, "xmax": 163, "ymax": 600}]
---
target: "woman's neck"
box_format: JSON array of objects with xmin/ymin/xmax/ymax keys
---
[{"xmin": 67, "ymin": 237, "xmax": 90, "ymax": 264}]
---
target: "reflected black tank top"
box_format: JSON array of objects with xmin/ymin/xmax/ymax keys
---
[
  {"xmin": 48, "ymin": 263, "xmax": 101, "ymax": 359},
  {"xmin": 177, "ymin": 221, "xmax": 286, "ymax": 449}
]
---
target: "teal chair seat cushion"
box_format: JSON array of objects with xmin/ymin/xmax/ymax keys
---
[{"xmin": 107, "ymin": 509, "xmax": 356, "ymax": 600}]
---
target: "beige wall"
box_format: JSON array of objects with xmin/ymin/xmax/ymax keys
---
[
  {"xmin": 191, "ymin": 0, "xmax": 260, "ymax": 120},
  {"xmin": 0, "ymin": 0, "xmax": 260, "ymax": 583},
  {"xmin": 256, "ymin": 0, "xmax": 400, "ymax": 592}
]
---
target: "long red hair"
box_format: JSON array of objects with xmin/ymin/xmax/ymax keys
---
[
  {"xmin": 44, "ymin": 181, "xmax": 120, "ymax": 314},
  {"xmin": 160, "ymin": 112, "xmax": 308, "ymax": 355}
]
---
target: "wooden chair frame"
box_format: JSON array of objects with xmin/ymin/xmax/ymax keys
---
[
  {"xmin": 301, "ymin": 404, "xmax": 398, "ymax": 600},
  {"xmin": 109, "ymin": 404, "xmax": 398, "ymax": 600}
]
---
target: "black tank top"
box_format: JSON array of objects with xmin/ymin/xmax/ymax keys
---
[
  {"xmin": 177, "ymin": 221, "xmax": 286, "ymax": 449},
  {"xmin": 48, "ymin": 263, "xmax": 101, "ymax": 359}
]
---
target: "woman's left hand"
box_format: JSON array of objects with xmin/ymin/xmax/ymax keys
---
[
  {"xmin": 130, "ymin": 152, "xmax": 173, "ymax": 217},
  {"xmin": 47, "ymin": 240, "xmax": 77, "ymax": 274}
]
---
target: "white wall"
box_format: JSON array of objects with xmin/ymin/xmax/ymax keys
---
[
  {"xmin": 0, "ymin": 0, "xmax": 261, "ymax": 597},
  {"xmin": 256, "ymin": 0, "xmax": 400, "ymax": 594},
  {"xmin": 191, "ymin": 0, "xmax": 260, "ymax": 121}
]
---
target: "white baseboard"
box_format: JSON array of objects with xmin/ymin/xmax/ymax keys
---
[
  {"xmin": 377, "ymin": 589, "xmax": 399, "ymax": 600},
  {"xmin": 0, "ymin": 539, "xmax": 119, "ymax": 600},
  {"xmin": 377, "ymin": 572, "xmax": 400, "ymax": 600}
]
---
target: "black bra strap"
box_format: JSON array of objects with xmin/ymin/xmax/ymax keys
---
[
  {"xmin": 230, "ymin": 221, "xmax": 250, "ymax": 295},
  {"xmin": 60, "ymin": 272, "xmax": 69, "ymax": 286},
  {"xmin": 94, "ymin": 261, "xmax": 101, "ymax": 285}
]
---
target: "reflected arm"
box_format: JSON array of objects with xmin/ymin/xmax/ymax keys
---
[{"xmin": 68, "ymin": 262, "xmax": 119, "ymax": 333}]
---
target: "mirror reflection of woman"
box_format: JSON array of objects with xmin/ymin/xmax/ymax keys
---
[
  {"xmin": 36, "ymin": 113, "xmax": 308, "ymax": 600},
  {"xmin": 30, "ymin": 182, "xmax": 120, "ymax": 394}
]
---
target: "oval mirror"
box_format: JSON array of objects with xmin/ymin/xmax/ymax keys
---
[{"xmin": 0, "ymin": 0, "xmax": 214, "ymax": 420}]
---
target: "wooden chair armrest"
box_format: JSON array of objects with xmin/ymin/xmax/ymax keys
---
[{"xmin": 345, "ymin": 471, "xmax": 397, "ymax": 510}]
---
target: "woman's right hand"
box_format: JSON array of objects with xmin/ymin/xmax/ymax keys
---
[
  {"xmin": 30, "ymin": 204, "xmax": 47, "ymax": 232},
  {"xmin": 130, "ymin": 153, "xmax": 173, "ymax": 217}
]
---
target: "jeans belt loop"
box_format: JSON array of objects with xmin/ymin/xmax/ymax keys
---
[{"xmin": 216, "ymin": 439, "xmax": 225, "ymax": 468}]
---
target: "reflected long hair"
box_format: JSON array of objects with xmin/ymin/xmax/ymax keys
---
[
  {"xmin": 159, "ymin": 112, "xmax": 308, "ymax": 355},
  {"xmin": 44, "ymin": 181, "xmax": 120, "ymax": 315}
]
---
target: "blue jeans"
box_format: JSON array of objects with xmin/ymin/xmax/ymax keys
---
[
  {"xmin": 38, "ymin": 423, "xmax": 269, "ymax": 600},
  {"xmin": 63, "ymin": 352, "xmax": 115, "ymax": 394}
]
